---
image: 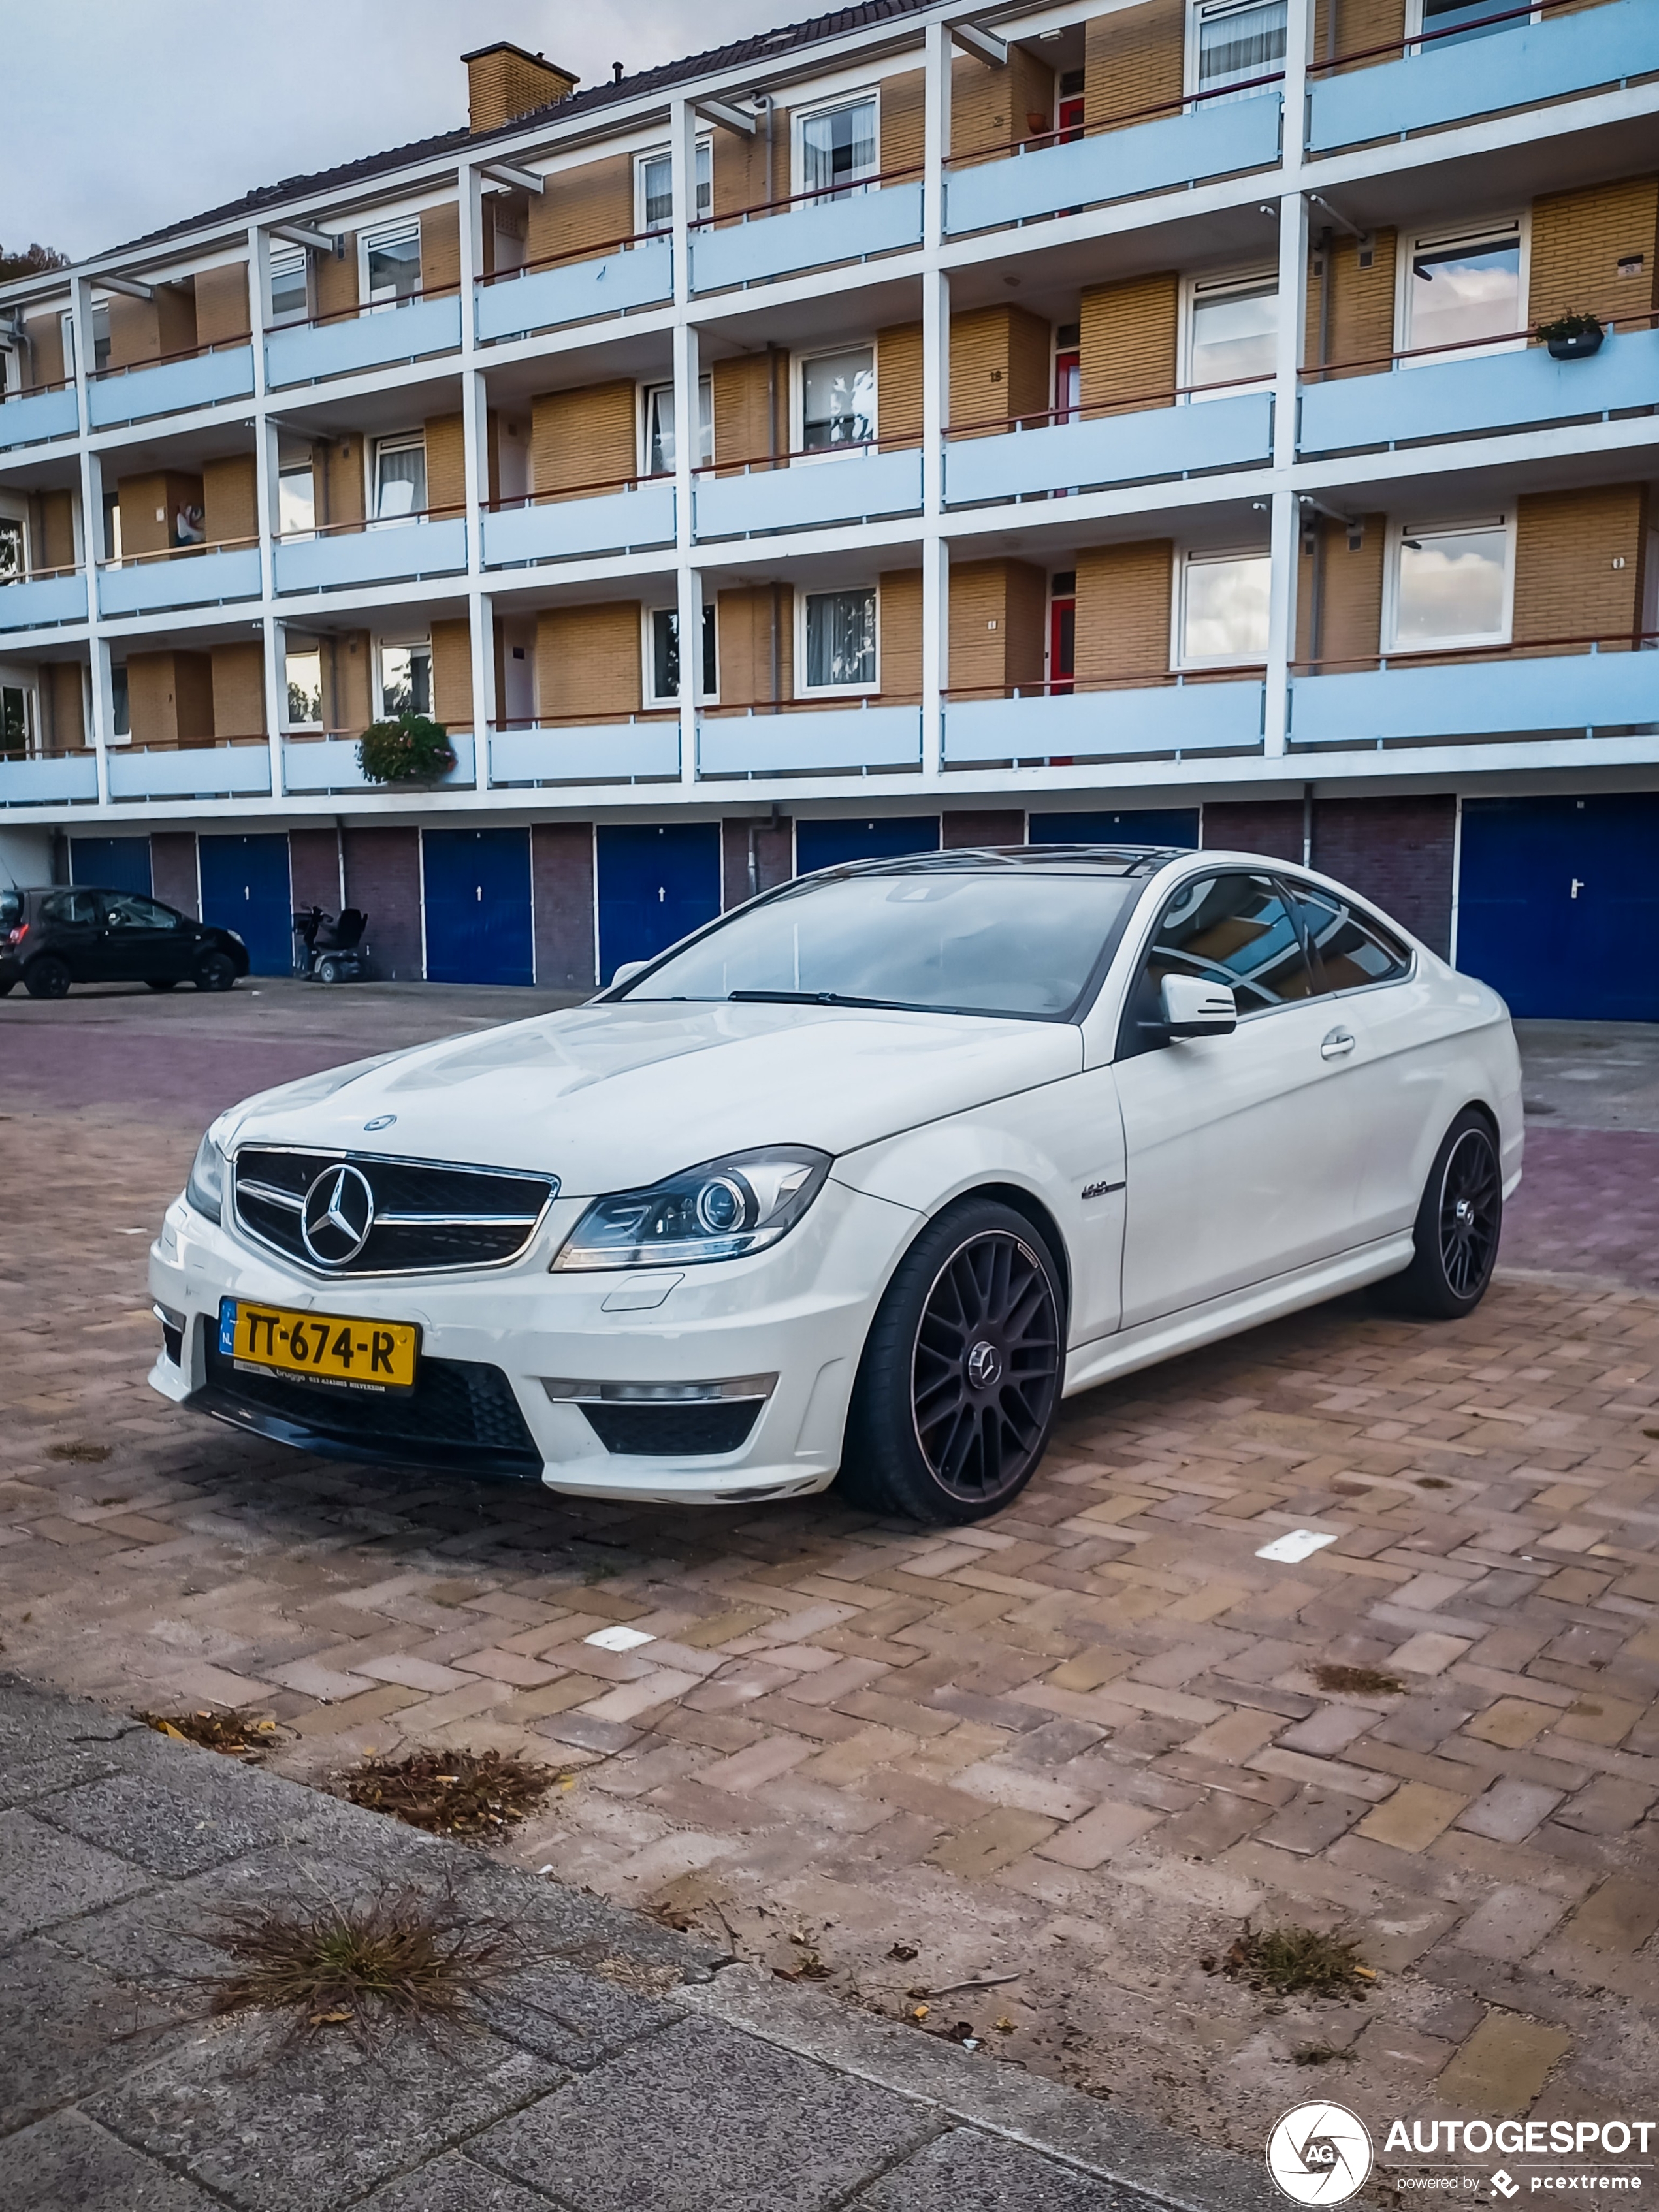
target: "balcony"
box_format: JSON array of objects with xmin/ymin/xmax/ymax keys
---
[
  {"xmin": 274, "ymin": 513, "xmax": 466, "ymax": 594},
  {"xmin": 0, "ymin": 570, "xmax": 88, "ymax": 632},
  {"xmin": 0, "ymin": 751, "xmax": 99, "ymax": 806},
  {"xmin": 1289, "ymin": 641, "xmax": 1659, "ymax": 748},
  {"xmin": 1308, "ymin": 0, "xmax": 1656, "ymax": 152},
  {"xmin": 86, "ymin": 344, "xmax": 254, "ymax": 428},
  {"xmin": 482, "ymin": 481, "xmax": 675, "ymax": 568},
  {"xmin": 106, "ymin": 739, "xmax": 272, "ymax": 801},
  {"xmin": 283, "ymin": 729, "xmax": 476, "ymax": 794},
  {"xmin": 698, "ymin": 703, "xmax": 922, "ymax": 777},
  {"xmin": 946, "ymin": 391, "xmax": 1273, "ymax": 505},
  {"xmin": 944, "ymin": 93, "xmax": 1282, "ymax": 237},
  {"xmin": 488, "ymin": 720, "xmax": 680, "ymax": 786},
  {"xmin": 944, "ymin": 679, "xmax": 1265, "ymax": 765},
  {"xmin": 1300, "ymin": 325, "xmax": 1659, "ymax": 455},
  {"xmin": 0, "ymin": 385, "xmax": 78, "ymax": 449},
  {"xmin": 690, "ymin": 179, "xmax": 924, "ymax": 294},
  {"xmin": 476, "ymin": 237, "xmax": 672, "ymax": 344},
  {"xmin": 265, "ymin": 294, "xmax": 461, "ymax": 390},
  {"xmin": 98, "ymin": 543, "xmax": 261, "ymax": 618},
  {"xmin": 694, "ymin": 447, "xmax": 922, "ymax": 540}
]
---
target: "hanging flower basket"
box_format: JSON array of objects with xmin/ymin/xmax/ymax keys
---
[
  {"xmin": 1536, "ymin": 312, "xmax": 1605, "ymax": 362},
  {"xmin": 356, "ymin": 714, "xmax": 456, "ymax": 786}
]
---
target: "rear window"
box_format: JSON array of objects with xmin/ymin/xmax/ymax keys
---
[{"xmin": 0, "ymin": 890, "xmax": 20, "ymax": 929}]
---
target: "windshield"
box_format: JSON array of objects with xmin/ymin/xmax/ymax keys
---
[{"xmin": 617, "ymin": 869, "xmax": 1144, "ymax": 1019}]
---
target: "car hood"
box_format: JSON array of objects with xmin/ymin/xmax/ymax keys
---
[{"xmin": 216, "ymin": 1001, "xmax": 1082, "ymax": 1194}]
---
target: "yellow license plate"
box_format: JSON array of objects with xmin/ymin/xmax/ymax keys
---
[{"xmin": 218, "ymin": 1298, "xmax": 419, "ymax": 1394}]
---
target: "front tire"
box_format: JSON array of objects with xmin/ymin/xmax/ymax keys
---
[
  {"xmin": 24, "ymin": 955, "xmax": 71, "ymax": 1000},
  {"xmin": 194, "ymin": 951, "xmax": 237, "ymax": 993},
  {"xmin": 838, "ymin": 1198, "xmax": 1065, "ymax": 1526},
  {"xmin": 1379, "ymin": 1110, "xmax": 1502, "ymax": 1320},
  {"xmin": 317, "ymin": 955, "xmax": 342, "ymax": 984},
  {"xmin": 145, "ymin": 977, "xmax": 179, "ymax": 992}
]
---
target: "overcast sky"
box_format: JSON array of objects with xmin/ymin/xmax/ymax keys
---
[{"xmin": 5, "ymin": 1, "xmax": 790, "ymax": 261}]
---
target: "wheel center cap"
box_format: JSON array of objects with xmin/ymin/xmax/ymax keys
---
[
  {"xmin": 966, "ymin": 1340, "xmax": 1003, "ymax": 1390},
  {"xmin": 1454, "ymin": 1198, "xmax": 1475, "ymax": 1226}
]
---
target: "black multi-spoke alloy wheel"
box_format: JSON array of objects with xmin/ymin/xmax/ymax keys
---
[
  {"xmin": 839, "ymin": 1198, "xmax": 1065, "ymax": 1525},
  {"xmin": 24, "ymin": 955, "xmax": 71, "ymax": 1000},
  {"xmin": 1377, "ymin": 1108, "xmax": 1503, "ymax": 1319},
  {"xmin": 194, "ymin": 951, "xmax": 237, "ymax": 993}
]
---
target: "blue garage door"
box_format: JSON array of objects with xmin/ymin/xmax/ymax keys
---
[
  {"xmin": 596, "ymin": 822, "xmax": 721, "ymax": 984},
  {"xmin": 795, "ymin": 817, "xmax": 941, "ymax": 873},
  {"xmin": 69, "ymin": 837, "xmax": 152, "ymax": 894},
  {"xmin": 1458, "ymin": 794, "xmax": 1659, "ymax": 1020},
  {"xmin": 198, "ymin": 833, "xmax": 293, "ymax": 976},
  {"xmin": 1029, "ymin": 809, "xmax": 1199, "ymax": 848},
  {"xmin": 422, "ymin": 827, "xmax": 534, "ymax": 987}
]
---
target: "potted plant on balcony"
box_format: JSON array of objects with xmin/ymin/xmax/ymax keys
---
[
  {"xmin": 356, "ymin": 712, "xmax": 456, "ymax": 787},
  {"xmin": 1536, "ymin": 311, "xmax": 1605, "ymax": 361}
]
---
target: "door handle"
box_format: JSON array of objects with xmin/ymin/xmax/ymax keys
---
[{"xmin": 1321, "ymin": 1027, "xmax": 1356, "ymax": 1059}]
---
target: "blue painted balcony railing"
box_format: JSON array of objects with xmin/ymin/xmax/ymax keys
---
[
  {"xmin": 945, "ymin": 93, "xmax": 1281, "ymax": 236},
  {"xmin": 283, "ymin": 731, "xmax": 476, "ymax": 794},
  {"xmin": 694, "ymin": 449, "xmax": 922, "ymax": 539},
  {"xmin": 489, "ymin": 721, "xmax": 681, "ymax": 786},
  {"xmin": 944, "ymin": 681, "xmax": 1265, "ymax": 765},
  {"xmin": 698, "ymin": 705, "xmax": 922, "ymax": 777},
  {"xmin": 274, "ymin": 516, "xmax": 467, "ymax": 594},
  {"xmin": 98, "ymin": 545, "xmax": 261, "ymax": 618},
  {"xmin": 86, "ymin": 344, "xmax": 254, "ymax": 428},
  {"xmin": 482, "ymin": 483, "xmax": 675, "ymax": 567},
  {"xmin": 0, "ymin": 386, "xmax": 78, "ymax": 448},
  {"xmin": 1289, "ymin": 646, "xmax": 1659, "ymax": 748},
  {"xmin": 0, "ymin": 572, "xmax": 88, "ymax": 631},
  {"xmin": 946, "ymin": 392, "xmax": 1274, "ymax": 505},
  {"xmin": 106, "ymin": 743, "xmax": 272, "ymax": 802},
  {"xmin": 0, "ymin": 752, "xmax": 99, "ymax": 806},
  {"xmin": 476, "ymin": 238, "xmax": 673, "ymax": 343},
  {"xmin": 1300, "ymin": 325, "xmax": 1659, "ymax": 454},
  {"xmin": 1308, "ymin": 0, "xmax": 1656, "ymax": 150},
  {"xmin": 691, "ymin": 181, "xmax": 924, "ymax": 293},
  {"xmin": 265, "ymin": 295, "xmax": 462, "ymax": 389}
]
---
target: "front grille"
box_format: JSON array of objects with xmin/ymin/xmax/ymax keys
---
[
  {"xmin": 581, "ymin": 1400, "xmax": 762, "ymax": 1457},
  {"xmin": 200, "ymin": 1338, "xmax": 541, "ymax": 1477},
  {"xmin": 234, "ymin": 1147, "xmax": 555, "ymax": 1275}
]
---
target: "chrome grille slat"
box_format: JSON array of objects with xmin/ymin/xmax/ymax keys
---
[{"xmin": 233, "ymin": 1147, "xmax": 558, "ymax": 1277}]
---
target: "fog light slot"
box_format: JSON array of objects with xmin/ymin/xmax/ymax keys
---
[
  {"xmin": 153, "ymin": 1302, "xmax": 185, "ymax": 1367},
  {"xmin": 541, "ymin": 1375, "xmax": 775, "ymax": 1458}
]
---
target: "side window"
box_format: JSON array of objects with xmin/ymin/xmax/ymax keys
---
[
  {"xmin": 1121, "ymin": 872, "xmax": 1313, "ymax": 1054},
  {"xmin": 41, "ymin": 890, "xmax": 101, "ymax": 926},
  {"xmin": 1283, "ymin": 880, "xmax": 1410, "ymax": 994},
  {"xmin": 104, "ymin": 893, "xmax": 181, "ymax": 931}
]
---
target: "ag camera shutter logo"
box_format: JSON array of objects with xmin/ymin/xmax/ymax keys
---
[{"xmin": 1267, "ymin": 2103, "xmax": 1374, "ymax": 2204}]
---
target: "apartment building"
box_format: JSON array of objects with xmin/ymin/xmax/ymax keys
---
[{"xmin": 1, "ymin": 0, "xmax": 1654, "ymax": 1012}]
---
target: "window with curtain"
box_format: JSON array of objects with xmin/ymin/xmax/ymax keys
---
[
  {"xmin": 269, "ymin": 249, "xmax": 309, "ymax": 325},
  {"xmin": 643, "ymin": 379, "xmax": 713, "ymax": 475},
  {"xmin": 374, "ymin": 436, "xmax": 427, "ymax": 521},
  {"xmin": 647, "ymin": 607, "xmax": 718, "ymax": 703},
  {"xmin": 1178, "ymin": 549, "xmax": 1272, "ymax": 665},
  {"xmin": 0, "ymin": 515, "xmax": 24, "ymax": 585},
  {"xmin": 1192, "ymin": 0, "xmax": 1287, "ymax": 101},
  {"xmin": 1390, "ymin": 519, "xmax": 1511, "ymax": 650},
  {"xmin": 1186, "ymin": 272, "xmax": 1278, "ymax": 396},
  {"xmin": 801, "ymin": 349, "xmax": 876, "ymax": 453},
  {"xmin": 1, "ymin": 684, "xmax": 30, "ymax": 756},
  {"xmin": 1402, "ymin": 223, "xmax": 1524, "ymax": 364},
  {"xmin": 637, "ymin": 141, "xmax": 712, "ymax": 232},
  {"xmin": 111, "ymin": 666, "xmax": 129, "ymax": 737},
  {"xmin": 286, "ymin": 648, "xmax": 323, "ymax": 726},
  {"xmin": 379, "ymin": 641, "xmax": 432, "ymax": 718},
  {"xmin": 803, "ymin": 589, "xmax": 877, "ymax": 690},
  {"xmin": 800, "ymin": 99, "xmax": 878, "ymax": 203},
  {"xmin": 363, "ymin": 223, "xmax": 421, "ymax": 310}
]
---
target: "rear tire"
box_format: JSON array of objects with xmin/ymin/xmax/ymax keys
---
[
  {"xmin": 194, "ymin": 951, "xmax": 237, "ymax": 993},
  {"xmin": 0, "ymin": 978, "xmax": 14, "ymax": 996},
  {"xmin": 837, "ymin": 1198, "xmax": 1065, "ymax": 1526},
  {"xmin": 145, "ymin": 977, "xmax": 179, "ymax": 992},
  {"xmin": 1376, "ymin": 1109, "xmax": 1502, "ymax": 1320},
  {"xmin": 24, "ymin": 955, "xmax": 71, "ymax": 1000}
]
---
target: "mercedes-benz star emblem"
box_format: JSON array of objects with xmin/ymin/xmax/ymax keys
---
[
  {"xmin": 300, "ymin": 1164, "xmax": 376, "ymax": 1267},
  {"xmin": 966, "ymin": 1341, "xmax": 1003, "ymax": 1390}
]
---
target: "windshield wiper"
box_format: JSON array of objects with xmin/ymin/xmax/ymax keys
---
[{"xmin": 726, "ymin": 989, "xmax": 991, "ymax": 1016}]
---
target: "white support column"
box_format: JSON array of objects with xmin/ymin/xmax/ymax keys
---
[
  {"xmin": 1263, "ymin": 0, "xmax": 1313, "ymax": 760},
  {"xmin": 250, "ymin": 230, "xmax": 285, "ymax": 795},
  {"xmin": 923, "ymin": 15, "xmax": 950, "ymax": 254},
  {"xmin": 457, "ymin": 160, "xmax": 493, "ymax": 774},
  {"xmin": 671, "ymin": 96, "xmax": 701, "ymax": 788},
  {"xmin": 70, "ymin": 276, "xmax": 110, "ymax": 808},
  {"xmin": 920, "ymin": 19, "xmax": 952, "ymax": 782}
]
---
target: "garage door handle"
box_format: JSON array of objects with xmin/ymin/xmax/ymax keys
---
[{"xmin": 1321, "ymin": 1027, "xmax": 1356, "ymax": 1059}]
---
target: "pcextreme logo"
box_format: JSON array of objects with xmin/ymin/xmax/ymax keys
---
[{"xmin": 1267, "ymin": 2103, "xmax": 1375, "ymax": 2204}]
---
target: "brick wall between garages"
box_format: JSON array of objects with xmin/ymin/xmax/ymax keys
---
[
  {"xmin": 343, "ymin": 826, "xmax": 423, "ymax": 980},
  {"xmin": 1313, "ymin": 795, "xmax": 1456, "ymax": 959}
]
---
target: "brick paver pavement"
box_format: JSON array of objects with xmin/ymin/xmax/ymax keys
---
[{"xmin": 2, "ymin": 989, "xmax": 1656, "ymax": 2172}]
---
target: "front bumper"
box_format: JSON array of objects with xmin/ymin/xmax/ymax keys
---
[{"xmin": 146, "ymin": 1176, "xmax": 912, "ymax": 1504}]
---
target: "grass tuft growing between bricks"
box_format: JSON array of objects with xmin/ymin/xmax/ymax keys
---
[
  {"xmin": 343, "ymin": 1746, "xmax": 566, "ymax": 1838},
  {"xmin": 140, "ymin": 1708, "xmax": 282, "ymax": 1758},
  {"xmin": 1210, "ymin": 1923, "xmax": 1376, "ymax": 2000},
  {"xmin": 1312, "ymin": 1663, "xmax": 1406, "ymax": 1696},
  {"xmin": 47, "ymin": 1439, "xmax": 112, "ymax": 1464}
]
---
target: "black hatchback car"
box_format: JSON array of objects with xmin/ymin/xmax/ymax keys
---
[{"xmin": 0, "ymin": 886, "xmax": 249, "ymax": 999}]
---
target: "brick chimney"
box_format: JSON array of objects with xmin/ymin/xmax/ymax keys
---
[{"xmin": 462, "ymin": 41, "xmax": 578, "ymax": 133}]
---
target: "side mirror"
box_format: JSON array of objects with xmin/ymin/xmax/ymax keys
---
[
  {"xmin": 1162, "ymin": 974, "xmax": 1238, "ymax": 1039},
  {"xmin": 609, "ymin": 959, "xmax": 650, "ymax": 990}
]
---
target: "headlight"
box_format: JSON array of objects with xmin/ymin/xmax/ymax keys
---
[
  {"xmin": 185, "ymin": 1131, "xmax": 227, "ymax": 1224},
  {"xmin": 553, "ymin": 1146, "xmax": 831, "ymax": 1271}
]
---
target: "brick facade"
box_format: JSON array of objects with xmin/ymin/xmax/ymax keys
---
[{"xmin": 531, "ymin": 821, "xmax": 596, "ymax": 988}]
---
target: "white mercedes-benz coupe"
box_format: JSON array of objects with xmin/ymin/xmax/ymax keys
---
[{"xmin": 148, "ymin": 846, "xmax": 1522, "ymax": 1525}]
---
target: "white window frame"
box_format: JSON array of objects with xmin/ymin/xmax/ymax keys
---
[
  {"xmin": 1406, "ymin": 0, "xmax": 1539, "ymax": 49},
  {"xmin": 0, "ymin": 496, "xmax": 31, "ymax": 583},
  {"xmin": 1178, "ymin": 265, "xmax": 1279, "ymax": 401},
  {"xmin": 358, "ymin": 219, "xmax": 423, "ymax": 312},
  {"xmin": 276, "ymin": 459, "xmax": 316, "ymax": 540},
  {"xmin": 370, "ymin": 431, "xmax": 428, "ymax": 524},
  {"xmin": 1395, "ymin": 214, "xmax": 1529, "ymax": 367},
  {"xmin": 1171, "ymin": 545, "xmax": 1273, "ymax": 671},
  {"xmin": 376, "ymin": 634, "xmax": 434, "ymax": 719},
  {"xmin": 268, "ymin": 246, "xmax": 310, "ymax": 327},
  {"xmin": 0, "ymin": 677, "xmax": 37, "ymax": 757},
  {"xmin": 796, "ymin": 585, "xmax": 880, "ymax": 699},
  {"xmin": 283, "ymin": 642, "xmax": 325, "ymax": 730},
  {"xmin": 792, "ymin": 342, "xmax": 878, "ymax": 463},
  {"xmin": 642, "ymin": 603, "xmax": 718, "ymax": 708},
  {"xmin": 792, "ymin": 91, "xmax": 882, "ymax": 206},
  {"xmin": 634, "ymin": 138, "xmax": 713, "ymax": 235},
  {"xmin": 1184, "ymin": 0, "xmax": 1288, "ymax": 104},
  {"xmin": 639, "ymin": 376, "xmax": 713, "ymax": 478},
  {"xmin": 1383, "ymin": 513, "xmax": 1515, "ymax": 658}
]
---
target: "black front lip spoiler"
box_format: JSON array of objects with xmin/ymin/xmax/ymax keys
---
[{"xmin": 189, "ymin": 1383, "xmax": 546, "ymax": 1484}]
